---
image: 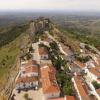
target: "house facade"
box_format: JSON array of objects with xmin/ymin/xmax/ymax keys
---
[
  {"xmin": 15, "ymin": 59, "xmax": 39, "ymax": 90},
  {"xmin": 16, "ymin": 76, "xmax": 38, "ymax": 90}
]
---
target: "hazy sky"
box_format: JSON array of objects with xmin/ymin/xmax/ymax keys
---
[{"xmin": 0, "ymin": 0, "xmax": 100, "ymax": 11}]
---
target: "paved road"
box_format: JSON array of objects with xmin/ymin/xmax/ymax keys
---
[{"xmin": 32, "ymin": 42, "xmax": 40, "ymax": 64}]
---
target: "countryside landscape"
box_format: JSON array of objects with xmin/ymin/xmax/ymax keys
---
[{"xmin": 0, "ymin": 0, "xmax": 100, "ymax": 100}]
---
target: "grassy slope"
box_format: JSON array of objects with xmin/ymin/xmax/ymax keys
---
[
  {"xmin": 0, "ymin": 24, "xmax": 30, "ymax": 89},
  {"xmin": 51, "ymin": 16, "xmax": 100, "ymax": 51},
  {"xmin": 52, "ymin": 25, "xmax": 100, "ymax": 53},
  {"xmin": 62, "ymin": 28, "xmax": 100, "ymax": 50},
  {"xmin": 51, "ymin": 27, "xmax": 80, "ymax": 53}
]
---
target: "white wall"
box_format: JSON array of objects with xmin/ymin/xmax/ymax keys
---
[
  {"xmin": 45, "ymin": 92, "xmax": 60, "ymax": 100},
  {"xmin": 86, "ymin": 69, "xmax": 97, "ymax": 81},
  {"xmin": 40, "ymin": 55, "xmax": 48, "ymax": 60},
  {"xmin": 21, "ymin": 72, "xmax": 38, "ymax": 77},
  {"xmin": 16, "ymin": 81, "xmax": 38, "ymax": 90}
]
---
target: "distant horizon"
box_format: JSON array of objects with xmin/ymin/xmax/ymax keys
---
[
  {"xmin": 0, "ymin": 0, "xmax": 100, "ymax": 12},
  {"xmin": 0, "ymin": 9, "xmax": 100, "ymax": 16},
  {"xmin": 0, "ymin": 9, "xmax": 100, "ymax": 13}
]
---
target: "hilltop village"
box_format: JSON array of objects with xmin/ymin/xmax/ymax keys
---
[{"xmin": 11, "ymin": 17, "xmax": 100, "ymax": 100}]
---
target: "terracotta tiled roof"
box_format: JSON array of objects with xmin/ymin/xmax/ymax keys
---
[
  {"xmin": 73, "ymin": 76, "xmax": 90, "ymax": 100},
  {"xmin": 66, "ymin": 96, "xmax": 75, "ymax": 100},
  {"xmin": 74, "ymin": 60, "xmax": 86, "ymax": 68},
  {"xmin": 94, "ymin": 67, "xmax": 100, "ymax": 70},
  {"xmin": 16, "ymin": 76, "xmax": 38, "ymax": 84},
  {"xmin": 48, "ymin": 98, "xmax": 64, "ymax": 100},
  {"xmin": 24, "ymin": 66, "xmax": 38, "ymax": 73},
  {"xmin": 89, "ymin": 67, "xmax": 100, "ymax": 77},
  {"xmin": 97, "ymin": 78, "xmax": 100, "ymax": 82},
  {"xmin": 39, "ymin": 47, "xmax": 48, "ymax": 55},
  {"xmin": 96, "ymin": 88, "xmax": 100, "ymax": 95},
  {"xmin": 21, "ymin": 59, "xmax": 38, "ymax": 73},
  {"xmin": 25, "ymin": 59, "xmax": 37, "ymax": 67},
  {"xmin": 48, "ymin": 96, "xmax": 75, "ymax": 100},
  {"xmin": 41, "ymin": 65, "xmax": 60, "ymax": 94}
]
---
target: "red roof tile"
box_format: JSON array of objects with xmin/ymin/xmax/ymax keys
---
[
  {"xmin": 41, "ymin": 65, "xmax": 60, "ymax": 94},
  {"xmin": 96, "ymin": 88, "xmax": 100, "ymax": 95},
  {"xmin": 48, "ymin": 98, "xmax": 64, "ymax": 100},
  {"xmin": 16, "ymin": 76, "xmax": 38, "ymax": 84},
  {"xmin": 73, "ymin": 76, "xmax": 90, "ymax": 100},
  {"xmin": 24, "ymin": 66, "xmax": 38, "ymax": 73},
  {"xmin": 89, "ymin": 67, "xmax": 100, "ymax": 77},
  {"xmin": 74, "ymin": 60, "xmax": 86, "ymax": 68},
  {"xmin": 25, "ymin": 59, "xmax": 37, "ymax": 67},
  {"xmin": 39, "ymin": 47, "xmax": 48, "ymax": 55},
  {"xmin": 66, "ymin": 96, "xmax": 75, "ymax": 100}
]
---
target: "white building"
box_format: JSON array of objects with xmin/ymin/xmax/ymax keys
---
[
  {"xmin": 20, "ymin": 66, "xmax": 38, "ymax": 77},
  {"xmin": 86, "ymin": 67, "xmax": 100, "ymax": 83},
  {"xmin": 16, "ymin": 76, "xmax": 38, "ymax": 90},
  {"xmin": 15, "ymin": 59, "xmax": 39, "ymax": 90},
  {"xmin": 70, "ymin": 61, "xmax": 87, "ymax": 73}
]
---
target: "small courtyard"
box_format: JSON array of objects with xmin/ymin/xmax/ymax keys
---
[{"xmin": 11, "ymin": 88, "xmax": 45, "ymax": 100}]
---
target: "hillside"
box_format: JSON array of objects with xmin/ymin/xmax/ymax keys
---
[
  {"xmin": 0, "ymin": 23, "xmax": 30, "ymax": 99},
  {"xmin": 0, "ymin": 16, "xmax": 100, "ymax": 99},
  {"xmin": 51, "ymin": 15, "xmax": 100, "ymax": 51}
]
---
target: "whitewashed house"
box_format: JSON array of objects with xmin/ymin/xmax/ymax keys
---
[
  {"xmin": 20, "ymin": 59, "xmax": 38, "ymax": 77},
  {"xmin": 86, "ymin": 67, "xmax": 100, "ymax": 83},
  {"xmin": 15, "ymin": 59, "xmax": 39, "ymax": 90},
  {"xmin": 70, "ymin": 60, "xmax": 87, "ymax": 73},
  {"xmin": 16, "ymin": 76, "xmax": 38, "ymax": 90},
  {"xmin": 20, "ymin": 66, "xmax": 38, "ymax": 77}
]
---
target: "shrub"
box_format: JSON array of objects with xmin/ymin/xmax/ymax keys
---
[{"xmin": 92, "ymin": 81, "xmax": 100, "ymax": 89}]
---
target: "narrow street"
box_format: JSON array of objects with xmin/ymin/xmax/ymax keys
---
[{"xmin": 32, "ymin": 42, "xmax": 40, "ymax": 64}]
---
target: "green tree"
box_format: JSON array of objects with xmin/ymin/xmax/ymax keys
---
[
  {"xmin": 92, "ymin": 81, "xmax": 100, "ymax": 89},
  {"xmin": 63, "ymin": 84, "xmax": 73, "ymax": 95}
]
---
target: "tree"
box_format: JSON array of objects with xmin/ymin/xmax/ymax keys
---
[
  {"xmin": 26, "ymin": 53, "xmax": 32, "ymax": 60},
  {"xmin": 54, "ymin": 57, "xmax": 62, "ymax": 70},
  {"xmin": 92, "ymin": 81, "xmax": 100, "ymax": 89},
  {"xmin": 29, "ymin": 46, "xmax": 33, "ymax": 52},
  {"xmin": 63, "ymin": 84, "xmax": 73, "ymax": 95}
]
